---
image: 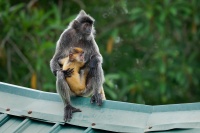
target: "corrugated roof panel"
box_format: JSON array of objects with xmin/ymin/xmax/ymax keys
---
[
  {"xmin": 1, "ymin": 82, "xmax": 200, "ymax": 133},
  {"xmin": 0, "ymin": 82, "xmax": 151, "ymax": 132},
  {"xmin": 17, "ymin": 119, "xmax": 52, "ymax": 133},
  {"xmin": 152, "ymin": 129, "xmax": 200, "ymax": 133},
  {"xmin": 0, "ymin": 114, "xmax": 23, "ymax": 133},
  {"xmin": 0, "ymin": 114, "xmax": 113, "ymax": 133},
  {"xmin": 56, "ymin": 124, "xmax": 86, "ymax": 133}
]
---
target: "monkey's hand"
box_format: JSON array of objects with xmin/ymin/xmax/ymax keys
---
[
  {"xmin": 62, "ymin": 68, "xmax": 74, "ymax": 78},
  {"xmin": 64, "ymin": 104, "xmax": 81, "ymax": 122},
  {"xmin": 90, "ymin": 93, "xmax": 103, "ymax": 106}
]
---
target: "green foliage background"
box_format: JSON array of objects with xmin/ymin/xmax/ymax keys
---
[{"xmin": 0, "ymin": 0, "xmax": 199, "ymax": 105}]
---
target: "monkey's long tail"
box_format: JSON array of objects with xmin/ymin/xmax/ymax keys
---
[{"xmin": 100, "ymin": 88, "xmax": 106, "ymax": 100}]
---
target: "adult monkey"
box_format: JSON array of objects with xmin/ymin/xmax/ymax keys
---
[{"xmin": 50, "ymin": 10, "xmax": 105, "ymax": 121}]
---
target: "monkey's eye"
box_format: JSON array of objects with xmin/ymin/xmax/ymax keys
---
[{"xmin": 85, "ymin": 22, "xmax": 90, "ymax": 26}]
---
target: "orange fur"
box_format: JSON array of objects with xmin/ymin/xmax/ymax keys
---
[
  {"xmin": 59, "ymin": 47, "xmax": 88, "ymax": 95},
  {"xmin": 60, "ymin": 47, "xmax": 106, "ymax": 99}
]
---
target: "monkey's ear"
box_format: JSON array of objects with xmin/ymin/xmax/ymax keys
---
[{"xmin": 72, "ymin": 20, "xmax": 80, "ymax": 29}]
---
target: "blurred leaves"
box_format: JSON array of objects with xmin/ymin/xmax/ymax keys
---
[
  {"xmin": 31, "ymin": 72, "xmax": 37, "ymax": 89},
  {"xmin": 106, "ymin": 37, "xmax": 114, "ymax": 54},
  {"xmin": 0, "ymin": 0, "xmax": 200, "ymax": 105}
]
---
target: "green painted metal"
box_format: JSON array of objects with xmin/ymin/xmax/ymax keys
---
[
  {"xmin": 48, "ymin": 123, "xmax": 61, "ymax": 133},
  {"xmin": 0, "ymin": 114, "xmax": 10, "ymax": 126},
  {"xmin": 0, "ymin": 114, "xmax": 24, "ymax": 133},
  {"xmin": 83, "ymin": 127, "xmax": 92, "ymax": 132},
  {"xmin": 0, "ymin": 82, "xmax": 200, "ymax": 133},
  {"xmin": 12, "ymin": 118, "xmax": 31, "ymax": 133}
]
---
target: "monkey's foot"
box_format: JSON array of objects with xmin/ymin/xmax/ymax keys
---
[
  {"xmin": 62, "ymin": 68, "xmax": 74, "ymax": 78},
  {"xmin": 64, "ymin": 104, "xmax": 81, "ymax": 122},
  {"xmin": 90, "ymin": 93, "xmax": 103, "ymax": 106}
]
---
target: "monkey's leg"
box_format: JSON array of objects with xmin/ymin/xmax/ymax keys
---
[
  {"xmin": 87, "ymin": 56, "xmax": 105, "ymax": 106},
  {"xmin": 56, "ymin": 71, "xmax": 81, "ymax": 122}
]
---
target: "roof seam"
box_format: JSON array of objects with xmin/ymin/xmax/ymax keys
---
[
  {"xmin": 48, "ymin": 122, "xmax": 61, "ymax": 133},
  {"xmin": 83, "ymin": 127, "xmax": 92, "ymax": 133},
  {"xmin": 12, "ymin": 118, "xmax": 31, "ymax": 133},
  {"xmin": 0, "ymin": 114, "xmax": 10, "ymax": 126}
]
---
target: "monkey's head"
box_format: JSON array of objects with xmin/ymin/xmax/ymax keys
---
[
  {"xmin": 72, "ymin": 10, "xmax": 95, "ymax": 37},
  {"xmin": 69, "ymin": 47, "xmax": 85, "ymax": 63}
]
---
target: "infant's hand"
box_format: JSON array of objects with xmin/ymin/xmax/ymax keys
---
[{"xmin": 62, "ymin": 68, "xmax": 74, "ymax": 78}]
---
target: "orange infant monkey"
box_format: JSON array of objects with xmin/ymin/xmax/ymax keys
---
[
  {"xmin": 59, "ymin": 47, "xmax": 106, "ymax": 99},
  {"xmin": 59, "ymin": 47, "xmax": 88, "ymax": 95}
]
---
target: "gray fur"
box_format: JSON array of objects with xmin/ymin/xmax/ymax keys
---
[
  {"xmin": 56, "ymin": 71, "xmax": 71, "ymax": 105},
  {"xmin": 50, "ymin": 10, "xmax": 105, "ymax": 121}
]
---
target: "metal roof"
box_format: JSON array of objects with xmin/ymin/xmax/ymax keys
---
[{"xmin": 0, "ymin": 82, "xmax": 200, "ymax": 133}]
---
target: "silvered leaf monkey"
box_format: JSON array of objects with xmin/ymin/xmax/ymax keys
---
[{"xmin": 50, "ymin": 10, "xmax": 105, "ymax": 121}]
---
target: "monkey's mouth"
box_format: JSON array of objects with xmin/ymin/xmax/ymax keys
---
[{"xmin": 85, "ymin": 27, "xmax": 92, "ymax": 35}]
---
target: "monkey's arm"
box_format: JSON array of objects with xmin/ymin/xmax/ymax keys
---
[
  {"xmin": 58, "ymin": 57, "xmax": 74, "ymax": 78},
  {"xmin": 50, "ymin": 30, "xmax": 72, "ymax": 76},
  {"xmin": 58, "ymin": 57, "xmax": 69, "ymax": 65},
  {"xmin": 87, "ymin": 54, "xmax": 102, "ymax": 78},
  {"xmin": 86, "ymin": 54, "xmax": 105, "ymax": 105},
  {"xmin": 50, "ymin": 54, "xmax": 73, "ymax": 78},
  {"xmin": 50, "ymin": 49, "xmax": 65, "ymax": 76}
]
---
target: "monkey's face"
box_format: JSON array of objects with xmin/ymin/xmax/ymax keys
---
[
  {"xmin": 69, "ymin": 52, "xmax": 85, "ymax": 63},
  {"xmin": 81, "ymin": 22, "xmax": 93, "ymax": 35},
  {"xmin": 76, "ymin": 52, "xmax": 85, "ymax": 62},
  {"xmin": 73, "ymin": 12, "xmax": 95, "ymax": 37}
]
